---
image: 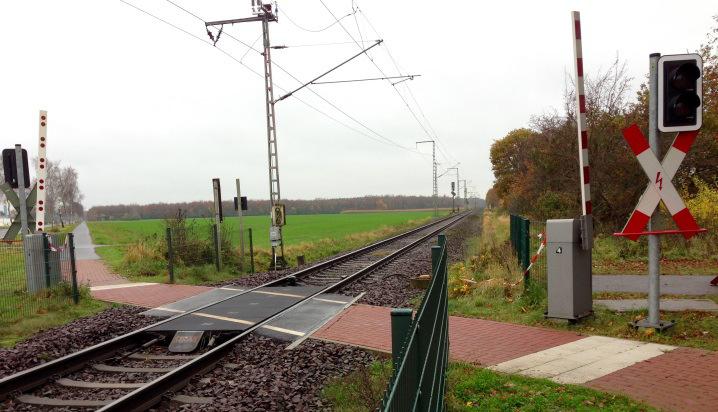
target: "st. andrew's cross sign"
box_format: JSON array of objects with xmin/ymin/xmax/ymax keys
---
[{"xmin": 617, "ymin": 123, "xmax": 704, "ymax": 240}]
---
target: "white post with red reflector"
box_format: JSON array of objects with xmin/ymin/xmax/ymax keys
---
[
  {"xmin": 36, "ymin": 110, "xmax": 48, "ymax": 232},
  {"xmin": 571, "ymin": 11, "xmax": 593, "ymax": 250}
]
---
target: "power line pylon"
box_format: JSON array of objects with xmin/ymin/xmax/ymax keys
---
[
  {"xmin": 416, "ymin": 140, "xmax": 437, "ymax": 217},
  {"xmin": 206, "ymin": 1, "xmax": 286, "ymax": 268}
]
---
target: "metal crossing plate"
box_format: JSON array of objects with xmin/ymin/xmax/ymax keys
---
[{"xmin": 143, "ymin": 285, "xmax": 355, "ymax": 341}]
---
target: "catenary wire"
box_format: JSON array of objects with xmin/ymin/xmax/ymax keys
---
[
  {"xmin": 161, "ymin": 0, "xmax": 424, "ymax": 154},
  {"xmin": 214, "ymin": 27, "xmax": 423, "ymax": 153},
  {"xmin": 281, "ymin": 7, "xmax": 355, "ymax": 33},
  {"xmin": 273, "ymin": 40, "xmax": 368, "ymax": 48},
  {"xmin": 122, "ymin": 0, "xmax": 425, "ymax": 155},
  {"xmin": 356, "ymin": 6, "xmax": 458, "ymax": 164},
  {"xmin": 319, "ymin": 0, "xmax": 449, "ymax": 159}
]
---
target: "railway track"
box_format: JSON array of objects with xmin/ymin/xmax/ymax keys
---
[{"xmin": 0, "ymin": 211, "xmax": 470, "ymax": 411}]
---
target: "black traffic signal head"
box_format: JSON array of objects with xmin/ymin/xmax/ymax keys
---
[
  {"xmin": 2, "ymin": 148, "xmax": 30, "ymax": 189},
  {"xmin": 658, "ymin": 54, "xmax": 702, "ymax": 132}
]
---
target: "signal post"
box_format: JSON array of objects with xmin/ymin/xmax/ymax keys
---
[{"xmin": 616, "ymin": 53, "xmax": 704, "ymax": 330}]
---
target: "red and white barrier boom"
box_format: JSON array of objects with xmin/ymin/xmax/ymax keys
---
[
  {"xmin": 36, "ymin": 111, "xmax": 48, "ymax": 232},
  {"xmin": 571, "ymin": 11, "xmax": 592, "ymax": 218},
  {"xmin": 570, "ymin": 11, "xmax": 594, "ymax": 251}
]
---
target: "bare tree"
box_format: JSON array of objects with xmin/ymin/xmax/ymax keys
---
[
  {"xmin": 43, "ymin": 160, "xmax": 84, "ymax": 227},
  {"xmin": 563, "ymin": 55, "xmax": 633, "ymax": 123}
]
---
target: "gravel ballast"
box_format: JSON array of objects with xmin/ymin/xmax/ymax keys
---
[
  {"xmin": 158, "ymin": 335, "xmax": 376, "ymax": 411},
  {"xmin": 0, "ymin": 306, "xmax": 156, "ymax": 379}
]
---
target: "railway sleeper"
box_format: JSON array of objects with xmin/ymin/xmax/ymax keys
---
[{"xmin": 17, "ymin": 394, "xmax": 214, "ymax": 407}]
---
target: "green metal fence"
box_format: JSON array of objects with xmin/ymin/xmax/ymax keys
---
[
  {"xmin": 381, "ymin": 233, "xmax": 449, "ymax": 411},
  {"xmin": 0, "ymin": 233, "xmax": 80, "ymax": 324},
  {"xmin": 165, "ymin": 223, "xmax": 253, "ymax": 283},
  {"xmin": 510, "ymin": 215, "xmax": 547, "ymax": 287}
]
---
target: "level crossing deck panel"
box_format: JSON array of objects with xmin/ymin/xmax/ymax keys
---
[{"xmin": 145, "ymin": 285, "xmax": 351, "ymax": 334}]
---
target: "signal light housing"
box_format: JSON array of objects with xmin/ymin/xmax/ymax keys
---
[
  {"xmin": 2, "ymin": 148, "xmax": 30, "ymax": 189},
  {"xmin": 658, "ymin": 54, "xmax": 703, "ymax": 132}
]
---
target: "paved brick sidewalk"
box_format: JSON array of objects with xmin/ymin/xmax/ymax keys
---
[
  {"xmin": 594, "ymin": 274, "xmax": 718, "ymax": 295},
  {"xmin": 313, "ymin": 304, "xmax": 718, "ymax": 412},
  {"xmin": 91, "ymin": 283, "xmax": 212, "ymax": 308},
  {"xmin": 314, "ymin": 304, "xmax": 583, "ymax": 365},
  {"xmin": 76, "ymin": 260, "xmax": 128, "ymax": 287},
  {"xmin": 587, "ymin": 347, "xmax": 718, "ymax": 412}
]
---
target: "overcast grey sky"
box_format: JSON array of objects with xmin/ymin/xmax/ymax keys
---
[{"xmin": 1, "ymin": 1, "xmax": 716, "ymax": 207}]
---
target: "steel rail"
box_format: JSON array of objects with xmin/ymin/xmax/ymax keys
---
[
  {"xmin": 100, "ymin": 211, "xmax": 470, "ymax": 411},
  {"xmin": 0, "ymin": 212, "xmax": 469, "ymax": 403}
]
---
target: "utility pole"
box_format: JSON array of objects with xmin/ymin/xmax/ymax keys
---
[
  {"xmin": 416, "ymin": 140, "xmax": 437, "ymax": 216},
  {"xmin": 206, "ymin": 1, "xmax": 286, "ymax": 267},
  {"xmin": 460, "ymin": 179, "xmax": 468, "ymax": 209}
]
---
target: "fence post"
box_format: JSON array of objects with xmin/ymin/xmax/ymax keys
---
[
  {"xmin": 437, "ymin": 233, "xmax": 446, "ymax": 249},
  {"xmin": 166, "ymin": 228, "xmax": 175, "ymax": 284},
  {"xmin": 248, "ymin": 228, "xmax": 255, "ymax": 274},
  {"xmin": 521, "ymin": 218, "xmax": 531, "ymax": 285},
  {"xmin": 390, "ymin": 308, "xmax": 413, "ymax": 368},
  {"xmin": 68, "ymin": 233, "xmax": 79, "ymax": 304},
  {"xmin": 436, "ymin": 236, "xmax": 449, "ymax": 412},
  {"xmin": 212, "ymin": 224, "xmax": 221, "ymax": 271},
  {"xmin": 42, "ymin": 233, "xmax": 51, "ymax": 289},
  {"xmin": 510, "ymin": 215, "xmax": 517, "ymax": 252}
]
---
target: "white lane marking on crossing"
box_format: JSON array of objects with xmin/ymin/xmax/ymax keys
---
[
  {"xmin": 252, "ymin": 290, "xmax": 305, "ymax": 298},
  {"xmin": 90, "ymin": 283, "xmax": 157, "ymax": 291}
]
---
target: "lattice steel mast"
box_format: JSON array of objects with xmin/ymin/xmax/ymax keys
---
[
  {"xmin": 416, "ymin": 140, "xmax": 437, "ymax": 216},
  {"xmin": 206, "ymin": 1, "xmax": 286, "ymax": 267}
]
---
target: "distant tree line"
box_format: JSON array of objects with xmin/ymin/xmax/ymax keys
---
[
  {"xmin": 86, "ymin": 195, "xmax": 485, "ymax": 221},
  {"xmin": 488, "ymin": 17, "xmax": 718, "ymax": 234}
]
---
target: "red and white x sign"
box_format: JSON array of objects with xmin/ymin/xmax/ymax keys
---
[{"xmin": 620, "ymin": 124, "xmax": 701, "ymax": 240}]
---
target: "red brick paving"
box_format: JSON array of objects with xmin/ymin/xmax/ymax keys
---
[
  {"xmin": 316, "ymin": 304, "xmax": 718, "ymax": 411},
  {"xmin": 91, "ymin": 284, "xmax": 212, "ymax": 308},
  {"xmin": 313, "ymin": 304, "xmax": 583, "ymax": 365},
  {"xmin": 586, "ymin": 347, "xmax": 718, "ymax": 412},
  {"xmin": 76, "ymin": 259, "xmax": 127, "ymax": 286},
  {"xmin": 446, "ymin": 315, "xmax": 584, "ymax": 365}
]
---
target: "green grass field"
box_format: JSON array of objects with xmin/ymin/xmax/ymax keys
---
[
  {"xmin": 88, "ymin": 211, "xmax": 446, "ymax": 249},
  {"xmin": 88, "ymin": 210, "xmax": 448, "ymax": 283}
]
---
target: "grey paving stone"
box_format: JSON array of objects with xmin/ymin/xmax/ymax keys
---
[
  {"xmin": 593, "ymin": 275, "xmax": 718, "ymax": 295},
  {"xmin": 595, "ymin": 298, "xmax": 718, "ymax": 312},
  {"xmin": 71, "ymin": 221, "xmax": 100, "ymax": 260}
]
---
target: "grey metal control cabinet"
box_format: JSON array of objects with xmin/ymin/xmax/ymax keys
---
[{"xmin": 546, "ymin": 218, "xmax": 592, "ymax": 320}]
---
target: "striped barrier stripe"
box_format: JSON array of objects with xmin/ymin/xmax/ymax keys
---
[
  {"xmin": 36, "ymin": 110, "xmax": 48, "ymax": 232},
  {"xmin": 572, "ymin": 11, "xmax": 592, "ymax": 215},
  {"xmin": 620, "ymin": 124, "xmax": 700, "ymax": 240},
  {"xmin": 523, "ymin": 232, "xmax": 546, "ymax": 275}
]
